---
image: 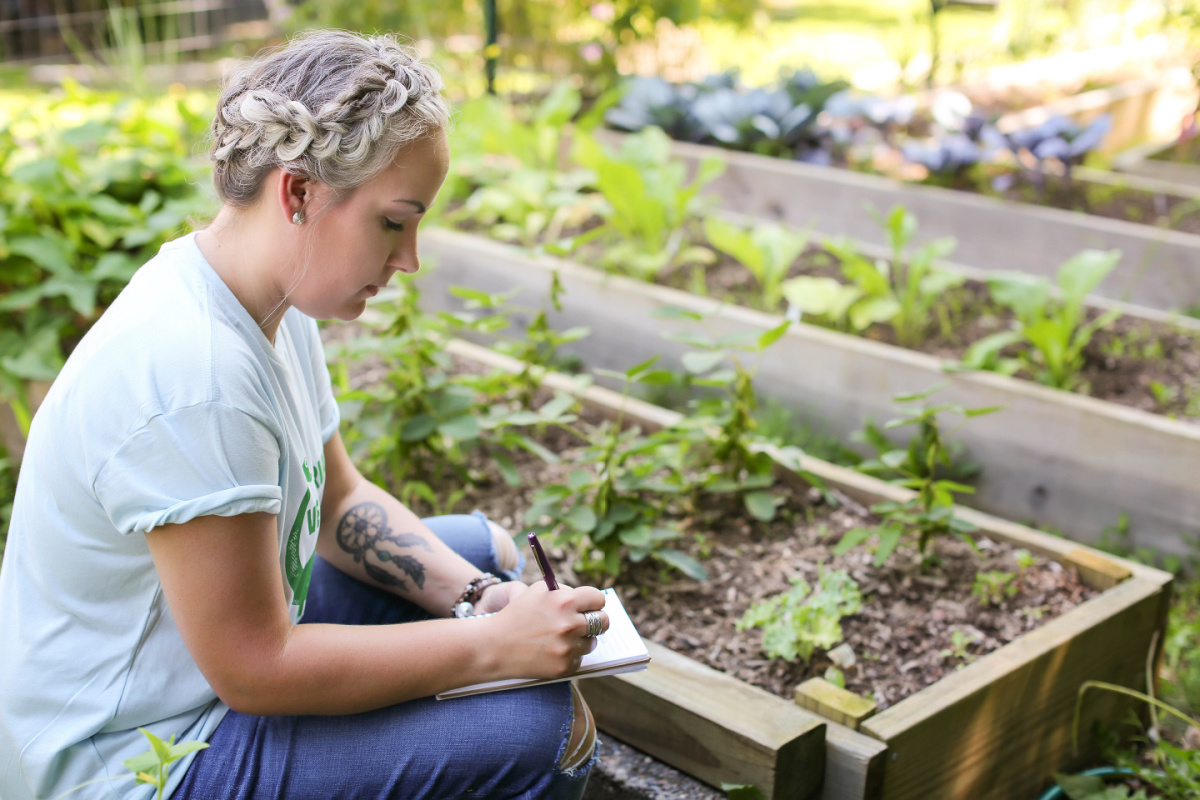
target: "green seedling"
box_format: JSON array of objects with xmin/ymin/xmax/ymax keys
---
[
  {"xmin": 972, "ymin": 570, "xmax": 1017, "ymax": 606},
  {"xmin": 525, "ymin": 357, "xmax": 702, "ymax": 580},
  {"xmin": 781, "ymin": 205, "xmax": 962, "ymax": 347},
  {"xmin": 959, "ymin": 249, "xmax": 1122, "ymax": 390},
  {"xmin": 571, "ymin": 126, "xmax": 723, "ymax": 280},
  {"xmin": 738, "ymin": 568, "xmax": 863, "ymax": 663},
  {"xmin": 836, "ymin": 386, "xmax": 997, "ymax": 566},
  {"xmin": 652, "ymin": 306, "xmax": 816, "ymax": 521},
  {"xmin": 329, "ymin": 281, "xmax": 578, "ymax": 512},
  {"xmin": 939, "ymin": 629, "xmax": 980, "ymax": 667},
  {"xmin": 702, "ymin": 216, "xmax": 810, "ymax": 309},
  {"xmin": 56, "ymin": 728, "xmax": 208, "ymax": 800}
]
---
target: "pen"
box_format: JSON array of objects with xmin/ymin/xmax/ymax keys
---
[{"xmin": 527, "ymin": 532, "xmax": 559, "ymax": 591}]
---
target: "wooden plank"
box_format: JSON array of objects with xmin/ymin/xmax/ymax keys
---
[
  {"xmin": 423, "ymin": 230, "xmax": 1200, "ymax": 561},
  {"xmin": 578, "ymin": 641, "xmax": 827, "ymax": 800},
  {"xmin": 860, "ymin": 577, "xmax": 1169, "ymax": 800},
  {"xmin": 795, "ymin": 679, "xmax": 878, "ymax": 730},
  {"xmin": 1061, "ymin": 547, "xmax": 1134, "ymax": 591},
  {"xmin": 819, "ymin": 722, "xmax": 889, "ymax": 800}
]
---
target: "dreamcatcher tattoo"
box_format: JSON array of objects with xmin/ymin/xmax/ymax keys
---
[{"xmin": 335, "ymin": 502, "xmax": 433, "ymax": 591}]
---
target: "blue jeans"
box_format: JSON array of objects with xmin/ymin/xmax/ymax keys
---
[{"xmin": 173, "ymin": 513, "xmax": 594, "ymax": 800}]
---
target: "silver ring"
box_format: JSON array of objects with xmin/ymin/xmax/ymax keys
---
[{"xmin": 583, "ymin": 610, "xmax": 604, "ymax": 638}]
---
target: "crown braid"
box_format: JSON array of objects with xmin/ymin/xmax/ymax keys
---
[{"xmin": 209, "ymin": 30, "xmax": 451, "ymax": 207}]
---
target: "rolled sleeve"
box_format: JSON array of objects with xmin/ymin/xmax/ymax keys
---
[{"xmin": 94, "ymin": 403, "xmax": 283, "ymax": 535}]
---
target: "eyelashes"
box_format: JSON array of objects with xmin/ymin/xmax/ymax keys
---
[{"xmin": 384, "ymin": 218, "xmax": 404, "ymax": 232}]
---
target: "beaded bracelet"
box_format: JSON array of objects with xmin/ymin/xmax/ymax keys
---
[{"xmin": 451, "ymin": 573, "xmax": 501, "ymax": 619}]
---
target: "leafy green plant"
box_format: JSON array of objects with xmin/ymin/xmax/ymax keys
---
[
  {"xmin": 835, "ymin": 386, "xmax": 997, "ymax": 567},
  {"xmin": 570, "ymin": 126, "xmax": 723, "ymax": 280},
  {"xmin": 959, "ymin": 250, "xmax": 1122, "ymax": 390},
  {"xmin": 782, "ymin": 205, "xmax": 961, "ymax": 347},
  {"xmin": 702, "ymin": 216, "xmax": 810, "ymax": 309},
  {"xmin": 972, "ymin": 570, "xmax": 1017, "ymax": 606},
  {"xmin": 447, "ymin": 167, "xmax": 600, "ymax": 249},
  {"xmin": 1073, "ymin": 681, "xmax": 1200, "ymax": 800},
  {"xmin": 329, "ymin": 283, "xmax": 577, "ymax": 512},
  {"xmin": 0, "ymin": 448, "xmax": 13, "ymax": 560},
  {"xmin": 721, "ymin": 783, "xmax": 767, "ymax": 800},
  {"xmin": 738, "ymin": 568, "xmax": 863, "ymax": 663},
  {"xmin": 939, "ymin": 629, "xmax": 980, "ymax": 666},
  {"xmin": 56, "ymin": 727, "xmax": 208, "ymax": 800},
  {"xmin": 0, "ymin": 82, "xmax": 214, "ymax": 432},
  {"xmin": 525, "ymin": 358, "xmax": 702, "ymax": 580},
  {"xmin": 653, "ymin": 308, "xmax": 811, "ymax": 522}
]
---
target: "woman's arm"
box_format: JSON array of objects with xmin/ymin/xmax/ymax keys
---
[
  {"xmin": 144, "ymin": 432, "xmax": 606, "ymax": 716},
  {"xmin": 314, "ymin": 431, "xmax": 497, "ymax": 617}
]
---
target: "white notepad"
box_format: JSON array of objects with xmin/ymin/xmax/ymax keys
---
[{"xmin": 436, "ymin": 588, "xmax": 650, "ymax": 700}]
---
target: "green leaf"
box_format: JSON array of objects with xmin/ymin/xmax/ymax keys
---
[
  {"xmin": 436, "ymin": 415, "xmax": 480, "ymax": 440},
  {"xmin": 743, "ymin": 490, "xmax": 777, "ymax": 521},
  {"xmin": 682, "ymin": 350, "xmax": 724, "ymax": 375},
  {"xmin": 493, "ymin": 451, "xmax": 521, "ymax": 487},
  {"xmin": 654, "ymin": 548, "xmax": 707, "ymax": 580},
  {"xmin": 1056, "ymin": 250, "xmax": 1120, "ymax": 307},
  {"xmin": 399, "ymin": 414, "xmax": 438, "ymax": 441},
  {"xmin": 781, "ymin": 276, "xmax": 861, "ymax": 319},
  {"xmin": 721, "ymin": 784, "xmax": 767, "ymax": 800},
  {"xmin": 564, "ymin": 505, "xmax": 598, "ymax": 533},
  {"xmin": 122, "ymin": 750, "xmax": 160, "ymax": 775},
  {"xmin": 757, "ymin": 321, "xmax": 791, "ymax": 349},
  {"xmin": 8, "ymin": 234, "xmax": 73, "ymax": 276}
]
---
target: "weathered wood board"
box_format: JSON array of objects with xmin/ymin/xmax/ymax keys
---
[
  {"xmin": 417, "ymin": 229, "xmax": 1200, "ymax": 561},
  {"xmin": 578, "ymin": 642, "xmax": 829, "ymax": 800}
]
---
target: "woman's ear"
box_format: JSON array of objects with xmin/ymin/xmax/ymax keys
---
[{"xmin": 276, "ymin": 170, "xmax": 310, "ymax": 225}]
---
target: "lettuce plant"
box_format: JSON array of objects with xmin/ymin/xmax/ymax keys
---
[{"xmin": 737, "ymin": 568, "xmax": 863, "ymax": 663}]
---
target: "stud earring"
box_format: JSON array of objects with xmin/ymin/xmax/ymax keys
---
[{"xmin": 292, "ymin": 211, "xmax": 305, "ymax": 225}]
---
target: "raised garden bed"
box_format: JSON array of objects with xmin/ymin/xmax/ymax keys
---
[
  {"xmin": 411, "ymin": 337, "xmax": 1173, "ymax": 800},
  {"xmin": 416, "ymin": 228, "xmax": 1200, "ymax": 563},
  {"xmin": 605, "ymin": 134, "xmax": 1200, "ymax": 313}
]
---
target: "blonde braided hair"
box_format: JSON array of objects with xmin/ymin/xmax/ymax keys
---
[{"xmin": 209, "ymin": 29, "xmax": 451, "ymax": 207}]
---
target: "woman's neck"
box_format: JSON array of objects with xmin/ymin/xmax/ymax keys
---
[{"xmin": 195, "ymin": 206, "xmax": 294, "ymax": 344}]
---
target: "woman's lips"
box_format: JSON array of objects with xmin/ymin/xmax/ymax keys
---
[{"xmin": 365, "ymin": 285, "xmax": 380, "ymax": 297}]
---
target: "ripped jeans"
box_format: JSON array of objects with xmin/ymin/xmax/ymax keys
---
[{"xmin": 172, "ymin": 513, "xmax": 594, "ymax": 800}]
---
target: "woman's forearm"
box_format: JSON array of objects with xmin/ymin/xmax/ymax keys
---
[
  {"xmin": 316, "ymin": 477, "xmax": 484, "ymax": 617},
  {"xmin": 218, "ymin": 615, "xmax": 506, "ymax": 715}
]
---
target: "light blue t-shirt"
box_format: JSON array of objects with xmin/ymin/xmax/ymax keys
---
[{"xmin": 0, "ymin": 232, "xmax": 340, "ymax": 800}]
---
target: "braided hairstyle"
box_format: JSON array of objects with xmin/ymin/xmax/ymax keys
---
[{"xmin": 209, "ymin": 29, "xmax": 451, "ymax": 207}]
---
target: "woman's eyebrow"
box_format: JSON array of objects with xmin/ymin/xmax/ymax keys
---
[{"xmin": 392, "ymin": 199, "xmax": 427, "ymax": 213}]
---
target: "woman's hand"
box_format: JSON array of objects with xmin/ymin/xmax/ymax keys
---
[
  {"xmin": 485, "ymin": 581, "xmax": 610, "ymax": 680},
  {"xmin": 474, "ymin": 580, "xmax": 526, "ymax": 615}
]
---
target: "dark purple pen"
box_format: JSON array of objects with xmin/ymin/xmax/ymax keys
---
[{"xmin": 527, "ymin": 532, "xmax": 559, "ymax": 591}]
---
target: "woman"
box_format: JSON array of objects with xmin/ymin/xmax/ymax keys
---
[{"xmin": 0, "ymin": 29, "xmax": 605, "ymax": 800}]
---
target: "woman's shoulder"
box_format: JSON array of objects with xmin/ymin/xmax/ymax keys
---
[{"xmin": 47, "ymin": 236, "xmax": 283, "ymax": 440}]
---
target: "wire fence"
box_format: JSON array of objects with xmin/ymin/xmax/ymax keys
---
[{"xmin": 0, "ymin": 0, "xmax": 271, "ymax": 64}]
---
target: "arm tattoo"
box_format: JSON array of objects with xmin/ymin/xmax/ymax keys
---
[{"xmin": 336, "ymin": 502, "xmax": 433, "ymax": 592}]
